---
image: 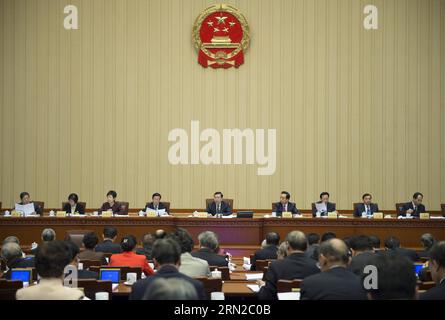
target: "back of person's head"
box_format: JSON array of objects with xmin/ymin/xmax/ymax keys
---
[
  {"xmin": 198, "ymin": 231, "xmax": 219, "ymax": 252},
  {"xmin": 260, "ymin": 239, "xmax": 267, "ymax": 249},
  {"xmin": 41, "ymin": 228, "xmax": 56, "ymax": 242},
  {"xmin": 277, "ymin": 242, "xmax": 288, "ymax": 260},
  {"xmin": 369, "ymin": 235, "xmax": 381, "ymax": 249},
  {"xmin": 321, "ymin": 232, "xmax": 336, "ymax": 242},
  {"xmin": 265, "ymin": 232, "xmax": 280, "ymax": 246},
  {"xmin": 2, "ymin": 236, "xmax": 20, "ymax": 245},
  {"xmin": 307, "ymin": 233, "xmax": 320, "ymax": 246},
  {"xmin": 35, "ymin": 241, "xmax": 71, "ymax": 278},
  {"xmin": 120, "ymin": 235, "xmax": 137, "ymax": 252},
  {"xmin": 428, "ymin": 241, "xmax": 445, "ymax": 283},
  {"xmin": 103, "ymin": 226, "xmax": 118, "ymax": 239},
  {"xmin": 350, "ymin": 235, "xmax": 373, "ymax": 252},
  {"xmin": 155, "ymin": 229, "xmax": 167, "ymax": 240},
  {"xmin": 384, "ymin": 236, "xmax": 401, "ymax": 250},
  {"xmin": 142, "ymin": 278, "xmax": 198, "ymax": 300},
  {"xmin": 82, "ymin": 232, "xmax": 99, "ymax": 250},
  {"xmin": 1, "ymin": 242, "xmax": 22, "ymax": 262},
  {"xmin": 367, "ymin": 252, "xmax": 417, "ymax": 300},
  {"xmin": 420, "ymin": 233, "xmax": 435, "ymax": 250},
  {"xmin": 142, "ymin": 233, "xmax": 155, "ymax": 248},
  {"xmin": 169, "ymin": 228, "xmax": 194, "ymax": 254},
  {"xmin": 65, "ymin": 240, "xmax": 80, "ymax": 261},
  {"xmin": 319, "ymin": 239, "xmax": 349, "ymax": 267},
  {"xmin": 152, "ymin": 238, "xmax": 181, "ymax": 266},
  {"xmin": 285, "ymin": 231, "xmax": 307, "ymax": 252}
]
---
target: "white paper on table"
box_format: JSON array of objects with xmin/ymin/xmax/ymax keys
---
[
  {"xmin": 430, "ymin": 216, "xmax": 445, "ymax": 219},
  {"xmin": 315, "ymin": 203, "xmax": 327, "ymax": 213},
  {"xmin": 245, "ymin": 273, "xmax": 264, "ymax": 281},
  {"xmin": 243, "ymin": 257, "xmax": 251, "ymax": 265},
  {"xmin": 112, "ymin": 283, "xmax": 119, "ymax": 291},
  {"xmin": 246, "ymin": 284, "xmax": 260, "ymax": 293},
  {"xmin": 278, "ymin": 292, "xmax": 301, "ymax": 300},
  {"xmin": 15, "ymin": 203, "xmax": 36, "ymax": 216},
  {"xmin": 221, "ymin": 215, "xmax": 234, "ymax": 218},
  {"xmin": 242, "ymin": 264, "xmax": 252, "ymax": 270}
]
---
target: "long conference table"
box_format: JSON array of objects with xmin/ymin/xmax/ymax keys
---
[{"xmin": 1, "ymin": 216, "xmax": 445, "ymax": 252}]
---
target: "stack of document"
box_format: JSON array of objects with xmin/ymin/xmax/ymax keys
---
[
  {"xmin": 246, "ymin": 284, "xmax": 260, "ymax": 293},
  {"xmin": 245, "ymin": 273, "xmax": 263, "ymax": 281}
]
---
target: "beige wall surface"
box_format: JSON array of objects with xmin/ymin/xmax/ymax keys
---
[{"xmin": 0, "ymin": 0, "xmax": 444, "ymax": 210}]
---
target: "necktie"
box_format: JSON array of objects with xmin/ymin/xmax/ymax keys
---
[
  {"xmin": 366, "ymin": 205, "xmax": 370, "ymax": 215},
  {"xmin": 218, "ymin": 204, "xmax": 221, "ymax": 213},
  {"xmin": 284, "ymin": 204, "xmax": 287, "ymax": 212}
]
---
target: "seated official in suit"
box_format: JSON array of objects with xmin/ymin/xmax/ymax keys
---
[
  {"xmin": 312, "ymin": 192, "xmax": 336, "ymax": 217},
  {"xmin": 145, "ymin": 192, "xmax": 169, "ymax": 215},
  {"xmin": 300, "ymin": 239, "xmax": 367, "ymax": 300},
  {"xmin": 63, "ymin": 193, "xmax": 85, "ymax": 215},
  {"xmin": 15, "ymin": 192, "xmax": 43, "ymax": 216},
  {"xmin": 258, "ymin": 231, "xmax": 320, "ymax": 300},
  {"xmin": 1, "ymin": 242, "xmax": 35, "ymax": 279},
  {"xmin": 130, "ymin": 238, "xmax": 206, "ymax": 300},
  {"xmin": 95, "ymin": 226, "xmax": 122, "ymax": 254},
  {"xmin": 353, "ymin": 193, "xmax": 379, "ymax": 218},
  {"xmin": 420, "ymin": 241, "xmax": 445, "ymax": 300},
  {"xmin": 109, "ymin": 235, "xmax": 154, "ymax": 276},
  {"xmin": 191, "ymin": 231, "xmax": 228, "ymax": 267},
  {"xmin": 99, "ymin": 190, "xmax": 124, "ymax": 215},
  {"xmin": 305, "ymin": 233, "xmax": 320, "ymax": 261},
  {"xmin": 273, "ymin": 191, "xmax": 300, "ymax": 217},
  {"xmin": 31, "ymin": 228, "xmax": 56, "ymax": 255},
  {"xmin": 384, "ymin": 236, "xmax": 419, "ymax": 261},
  {"xmin": 251, "ymin": 232, "xmax": 280, "ymax": 271},
  {"xmin": 367, "ymin": 252, "xmax": 417, "ymax": 300},
  {"xmin": 169, "ymin": 228, "xmax": 210, "ymax": 278},
  {"xmin": 65, "ymin": 240, "xmax": 98, "ymax": 279},
  {"xmin": 348, "ymin": 235, "xmax": 375, "ymax": 277},
  {"xmin": 418, "ymin": 233, "xmax": 436, "ymax": 258},
  {"xmin": 399, "ymin": 192, "xmax": 426, "ymax": 218},
  {"xmin": 136, "ymin": 233, "xmax": 154, "ymax": 261},
  {"xmin": 77, "ymin": 232, "xmax": 107, "ymax": 265},
  {"xmin": 206, "ymin": 192, "xmax": 231, "ymax": 216},
  {"xmin": 16, "ymin": 241, "xmax": 85, "ymax": 300}
]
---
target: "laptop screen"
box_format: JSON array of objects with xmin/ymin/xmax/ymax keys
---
[
  {"xmin": 414, "ymin": 264, "xmax": 424, "ymax": 276},
  {"xmin": 100, "ymin": 269, "xmax": 121, "ymax": 283},
  {"xmin": 11, "ymin": 269, "xmax": 32, "ymax": 283}
]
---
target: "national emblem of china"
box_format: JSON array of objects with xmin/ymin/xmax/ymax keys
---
[{"xmin": 192, "ymin": 4, "xmax": 250, "ymax": 69}]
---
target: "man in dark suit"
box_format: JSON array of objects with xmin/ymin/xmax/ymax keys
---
[
  {"xmin": 145, "ymin": 193, "xmax": 169, "ymax": 214},
  {"xmin": 1, "ymin": 242, "xmax": 35, "ymax": 279},
  {"xmin": 353, "ymin": 193, "xmax": 379, "ymax": 218},
  {"xmin": 399, "ymin": 192, "xmax": 426, "ymax": 218},
  {"xmin": 136, "ymin": 233, "xmax": 154, "ymax": 261},
  {"xmin": 312, "ymin": 192, "xmax": 336, "ymax": 217},
  {"xmin": 16, "ymin": 192, "xmax": 43, "ymax": 215},
  {"xmin": 348, "ymin": 235, "xmax": 375, "ymax": 277},
  {"xmin": 251, "ymin": 232, "xmax": 280, "ymax": 271},
  {"xmin": 258, "ymin": 231, "xmax": 320, "ymax": 300},
  {"xmin": 191, "ymin": 231, "xmax": 228, "ymax": 267},
  {"xmin": 305, "ymin": 233, "xmax": 320, "ymax": 261},
  {"xmin": 130, "ymin": 238, "xmax": 206, "ymax": 300},
  {"xmin": 384, "ymin": 236, "xmax": 419, "ymax": 261},
  {"xmin": 95, "ymin": 226, "xmax": 122, "ymax": 254},
  {"xmin": 63, "ymin": 193, "xmax": 85, "ymax": 215},
  {"xmin": 420, "ymin": 241, "xmax": 445, "ymax": 300},
  {"xmin": 300, "ymin": 238, "xmax": 367, "ymax": 300},
  {"xmin": 65, "ymin": 240, "xmax": 98, "ymax": 280},
  {"xmin": 273, "ymin": 191, "xmax": 300, "ymax": 217},
  {"xmin": 206, "ymin": 192, "xmax": 231, "ymax": 216}
]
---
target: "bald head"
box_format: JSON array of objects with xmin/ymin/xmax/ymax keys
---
[
  {"xmin": 286, "ymin": 231, "xmax": 307, "ymax": 252},
  {"xmin": 319, "ymin": 238, "xmax": 350, "ymax": 270}
]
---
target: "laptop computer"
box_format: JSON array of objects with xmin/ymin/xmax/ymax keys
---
[
  {"xmin": 236, "ymin": 211, "xmax": 254, "ymax": 218},
  {"xmin": 11, "ymin": 268, "xmax": 32, "ymax": 283},
  {"xmin": 99, "ymin": 269, "xmax": 121, "ymax": 283}
]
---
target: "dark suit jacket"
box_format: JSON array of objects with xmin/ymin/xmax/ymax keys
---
[
  {"xmin": 274, "ymin": 202, "xmax": 299, "ymax": 216},
  {"xmin": 388, "ymin": 248, "xmax": 419, "ymax": 262},
  {"xmin": 129, "ymin": 265, "xmax": 206, "ymax": 300},
  {"xmin": 300, "ymin": 267, "xmax": 367, "ymax": 300},
  {"xmin": 348, "ymin": 251, "xmax": 376, "ymax": 276},
  {"xmin": 2, "ymin": 257, "xmax": 35, "ymax": 280},
  {"xmin": 399, "ymin": 202, "xmax": 426, "ymax": 218},
  {"xmin": 17, "ymin": 202, "xmax": 42, "ymax": 215},
  {"xmin": 191, "ymin": 248, "xmax": 228, "ymax": 267},
  {"xmin": 312, "ymin": 201, "xmax": 336, "ymax": 217},
  {"xmin": 145, "ymin": 202, "xmax": 169, "ymax": 213},
  {"xmin": 258, "ymin": 252, "xmax": 320, "ymax": 300},
  {"xmin": 250, "ymin": 245, "xmax": 278, "ymax": 271},
  {"xmin": 63, "ymin": 203, "xmax": 85, "ymax": 215},
  {"xmin": 304, "ymin": 244, "xmax": 319, "ymax": 261},
  {"xmin": 420, "ymin": 280, "xmax": 445, "ymax": 300},
  {"xmin": 136, "ymin": 247, "xmax": 153, "ymax": 262},
  {"xmin": 353, "ymin": 203, "xmax": 379, "ymax": 217},
  {"xmin": 206, "ymin": 201, "xmax": 231, "ymax": 216},
  {"xmin": 99, "ymin": 202, "xmax": 124, "ymax": 215},
  {"xmin": 95, "ymin": 240, "xmax": 123, "ymax": 254}
]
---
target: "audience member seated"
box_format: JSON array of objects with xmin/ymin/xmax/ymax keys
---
[
  {"xmin": 300, "ymin": 238, "xmax": 367, "ymax": 300},
  {"xmin": 320, "ymin": 232, "xmax": 336, "ymax": 243},
  {"xmin": 31, "ymin": 228, "xmax": 56, "ymax": 254},
  {"xmin": 65, "ymin": 240, "xmax": 98, "ymax": 279},
  {"xmin": 77, "ymin": 232, "xmax": 107, "ymax": 264},
  {"xmin": 258, "ymin": 231, "xmax": 320, "ymax": 300},
  {"xmin": 1, "ymin": 242, "xmax": 35, "ymax": 279},
  {"xmin": 169, "ymin": 228, "xmax": 210, "ymax": 278},
  {"xmin": 16, "ymin": 241, "xmax": 85, "ymax": 300},
  {"xmin": 2, "ymin": 236, "xmax": 20, "ymax": 246},
  {"xmin": 95, "ymin": 226, "xmax": 122, "ymax": 254},
  {"xmin": 136, "ymin": 233, "xmax": 154, "ymax": 261},
  {"xmin": 369, "ymin": 235, "xmax": 381, "ymax": 251},
  {"xmin": 109, "ymin": 235, "xmax": 154, "ymax": 276},
  {"xmin": 367, "ymin": 252, "xmax": 417, "ymax": 300},
  {"xmin": 155, "ymin": 229, "xmax": 167, "ymax": 240},
  {"xmin": 348, "ymin": 235, "xmax": 375, "ymax": 277},
  {"xmin": 277, "ymin": 242, "xmax": 288, "ymax": 260},
  {"xmin": 305, "ymin": 233, "xmax": 320, "ymax": 261},
  {"xmin": 251, "ymin": 232, "xmax": 280, "ymax": 271},
  {"xmin": 142, "ymin": 277, "xmax": 198, "ymax": 300},
  {"xmin": 192, "ymin": 231, "xmax": 228, "ymax": 267},
  {"xmin": 384, "ymin": 236, "xmax": 419, "ymax": 261},
  {"xmin": 420, "ymin": 241, "xmax": 445, "ymax": 300},
  {"xmin": 418, "ymin": 233, "xmax": 436, "ymax": 258},
  {"xmin": 130, "ymin": 238, "xmax": 205, "ymax": 300}
]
